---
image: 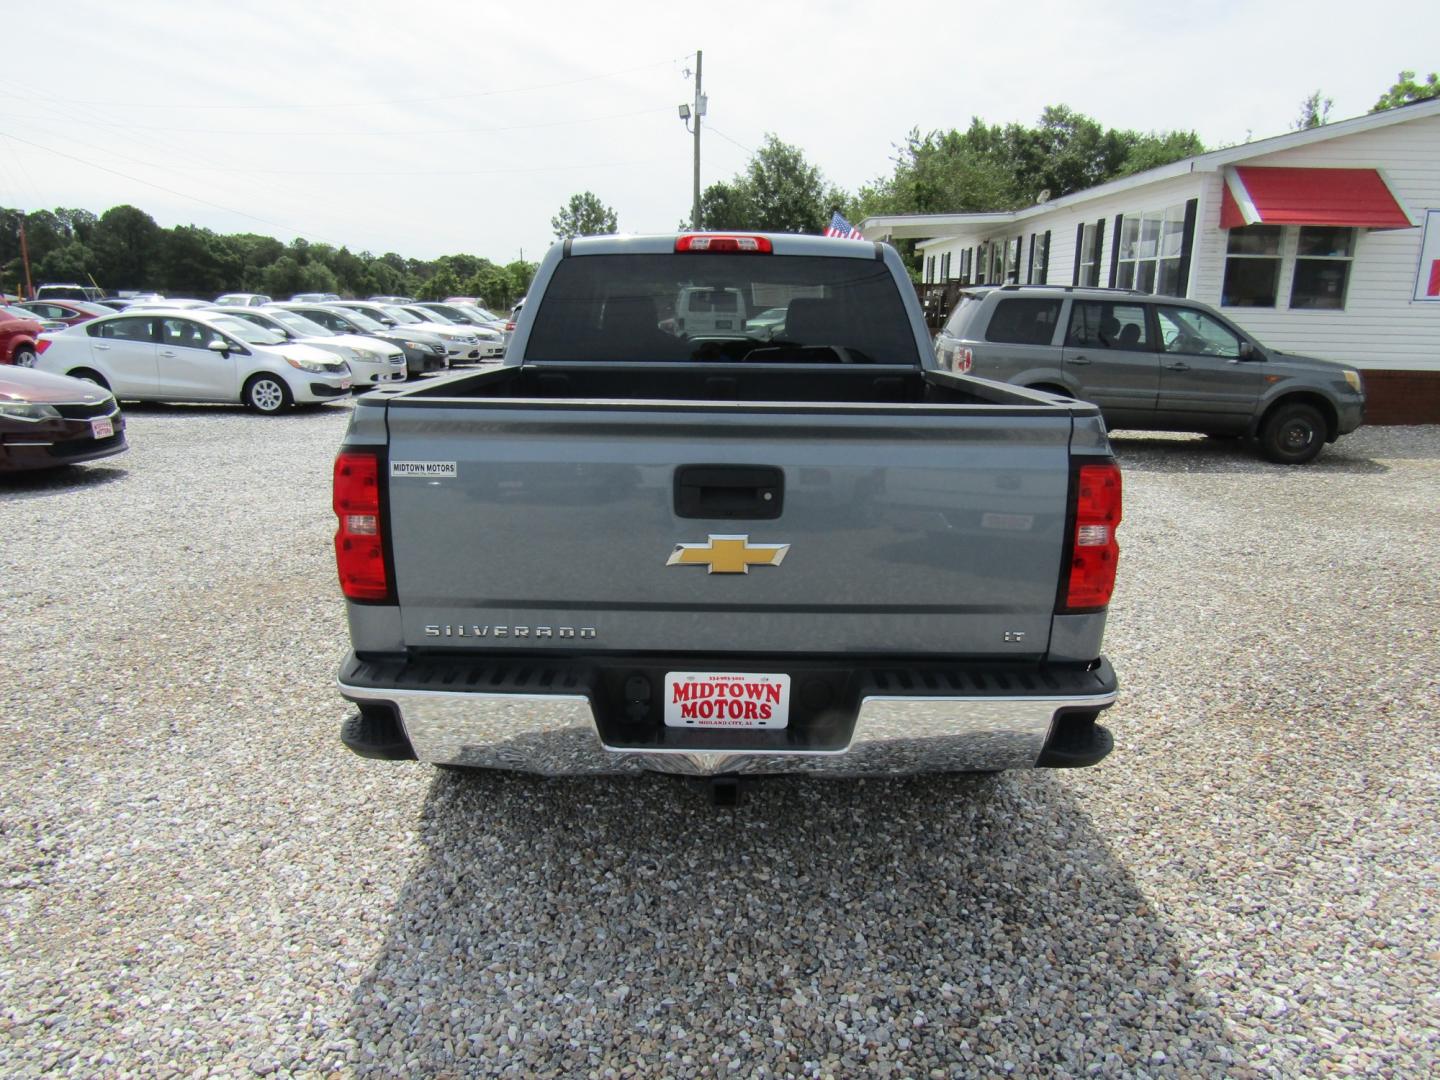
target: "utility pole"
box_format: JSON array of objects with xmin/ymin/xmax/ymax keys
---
[
  {"xmin": 691, "ymin": 50, "xmax": 703, "ymax": 231},
  {"xmin": 18, "ymin": 221, "xmax": 32, "ymax": 300}
]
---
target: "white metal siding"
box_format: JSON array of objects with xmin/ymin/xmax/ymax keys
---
[
  {"xmin": 1191, "ymin": 114, "xmax": 1440, "ymax": 370},
  {"xmin": 915, "ymin": 111, "xmax": 1440, "ymax": 370}
]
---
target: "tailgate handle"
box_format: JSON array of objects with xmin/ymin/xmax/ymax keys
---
[{"xmin": 674, "ymin": 465, "xmax": 783, "ymax": 520}]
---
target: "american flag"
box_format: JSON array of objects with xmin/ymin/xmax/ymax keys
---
[{"xmin": 823, "ymin": 211, "xmax": 863, "ymax": 239}]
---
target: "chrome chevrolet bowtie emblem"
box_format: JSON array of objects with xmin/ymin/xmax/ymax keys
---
[{"xmin": 667, "ymin": 535, "xmax": 790, "ymax": 574}]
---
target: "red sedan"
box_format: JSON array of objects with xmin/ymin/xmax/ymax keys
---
[
  {"xmin": 14, "ymin": 299, "xmax": 111, "ymax": 326},
  {"xmin": 0, "ymin": 307, "xmax": 45, "ymax": 367},
  {"xmin": 0, "ymin": 364, "xmax": 127, "ymax": 472}
]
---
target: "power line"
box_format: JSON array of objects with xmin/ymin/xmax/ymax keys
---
[
  {"xmin": 0, "ymin": 129, "xmax": 340, "ymax": 245},
  {"xmin": 705, "ymin": 124, "xmax": 756, "ymax": 157},
  {"xmin": 6, "ymin": 104, "xmax": 675, "ymax": 139},
  {"xmin": 35, "ymin": 55, "xmax": 691, "ymax": 111},
  {"xmin": 7, "ymin": 93, "xmax": 342, "ymax": 230}
]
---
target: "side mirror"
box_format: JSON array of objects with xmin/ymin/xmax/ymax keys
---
[
  {"xmin": 1238, "ymin": 341, "xmax": 1261, "ymax": 361},
  {"xmin": 381, "ymin": 318, "xmax": 396, "ymax": 327},
  {"xmin": 208, "ymin": 338, "xmax": 231, "ymax": 356}
]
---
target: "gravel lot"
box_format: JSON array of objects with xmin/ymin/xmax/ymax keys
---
[{"xmin": 1, "ymin": 404, "xmax": 1437, "ymax": 1078}]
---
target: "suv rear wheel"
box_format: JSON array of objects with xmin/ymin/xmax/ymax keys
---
[{"xmin": 1259, "ymin": 401, "xmax": 1326, "ymax": 465}]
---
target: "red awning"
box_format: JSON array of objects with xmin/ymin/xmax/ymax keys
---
[{"xmin": 1220, "ymin": 166, "xmax": 1414, "ymax": 230}]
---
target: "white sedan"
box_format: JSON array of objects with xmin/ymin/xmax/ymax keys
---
[
  {"xmin": 219, "ymin": 307, "xmax": 407, "ymax": 388},
  {"xmin": 33, "ymin": 309, "xmax": 352, "ymax": 413}
]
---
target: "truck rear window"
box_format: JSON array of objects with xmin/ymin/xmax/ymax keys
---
[{"xmin": 525, "ymin": 254, "xmax": 921, "ymax": 365}]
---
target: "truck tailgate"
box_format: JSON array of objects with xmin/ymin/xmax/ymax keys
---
[{"xmin": 383, "ymin": 401, "xmax": 1073, "ymax": 658}]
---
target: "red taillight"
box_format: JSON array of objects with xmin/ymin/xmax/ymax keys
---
[
  {"xmin": 1063, "ymin": 463, "xmax": 1122, "ymax": 612},
  {"xmin": 675, "ymin": 234, "xmax": 773, "ymax": 254},
  {"xmin": 35, "ymin": 338, "xmax": 53, "ymax": 354},
  {"xmin": 955, "ymin": 347, "xmax": 972, "ymax": 373},
  {"xmin": 504, "ymin": 320, "xmax": 516, "ymax": 332},
  {"xmin": 334, "ymin": 451, "xmax": 390, "ymax": 602}
]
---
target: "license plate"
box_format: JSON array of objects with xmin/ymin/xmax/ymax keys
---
[
  {"xmin": 90, "ymin": 417, "xmax": 113, "ymax": 439},
  {"xmin": 663, "ymin": 672, "xmax": 790, "ymax": 729}
]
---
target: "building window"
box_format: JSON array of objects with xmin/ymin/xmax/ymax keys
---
[
  {"xmin": 1028, "ymin": 232, "xmax": 1050, "ymax": 284},
  {"xmin": 1221, "ymin": 225, "xmax": 1283, "ymax": 307},
  {"xmin": 1077, "ymin": 223, "xmax": 1100, "ymax": 286},
  {"xmin": 1290, "ymin": 227, "xmax": 1354, "ymax": 309},
  {"xmin": 1116, "ymin": 204, "xmax": 1186, "ymax": 295}
]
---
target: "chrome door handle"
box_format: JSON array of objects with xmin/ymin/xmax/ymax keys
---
[
  {"xmin": 159, "ymin": 349, "xmax": 177, "ymax": 357},
  {"xmin": 1069, "ymin": 355, "xmax": 1091, "ymax": 366},
  {"xmin": 1166, "ymin": 361, "xmax": 1191, "ymax": 371},
  {"xmin": 93, "ymin": 343, "xmax": 110, "ymax": 350}
]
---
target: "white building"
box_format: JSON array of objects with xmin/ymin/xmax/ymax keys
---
[{"xmin": 859, "ymin": 99, "xmax": 1440, "ymax": 423}]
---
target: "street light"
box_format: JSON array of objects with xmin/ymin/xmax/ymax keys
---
[{"xmin": 677, "ymin": 50, "xmax": 703, "ymax": 230}]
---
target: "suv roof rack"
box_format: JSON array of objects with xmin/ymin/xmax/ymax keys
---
[{"xmin": 995, "ymin": 283, "xmax": 1148, "ymax": 296}]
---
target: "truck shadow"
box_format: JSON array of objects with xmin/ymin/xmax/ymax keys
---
[{"xmin": 345, "ymin": 770, "xmax": 1236, "ymax": 1074}]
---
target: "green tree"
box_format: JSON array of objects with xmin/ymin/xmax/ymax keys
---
[
  {"xmin": 551, "ymin": 191, "xmax": 618, "ymax": 239},
  {"xmin": 161, "ymin": 225, "xmax": 241, "ymax": 296},
  {"xmin": 695, "ymin": 134, "xmax": 843, "ymax": 234},
  {"xmin": 1372, "ymin": 70, "xmax": 1440, "ymax": 111},
  {"xmin": 91, "ymin": 205, "xmax": 162, "ymax": 289},
  {"xmin": 34, "ymin": 241, "xmax": 95, "ymax": 284},
  {"xmin": 419, "ymin": 266, "xmax": 462, "ymax": 301},
  {"xmin": 742, "ymin": 135, "xmax": 844, "ymax": 234},
  {"xmin": 1294, "ymin": 91, "xmax": 1333, "ymax": 130},
  {"xmin": 693, "ymin": 181, "xmax": 753, "ymax": 231}
]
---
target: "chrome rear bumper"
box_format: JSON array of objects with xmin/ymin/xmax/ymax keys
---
[{"xmin": 338, "ymin": 656, "xmax": 1117, "ymax": 776}]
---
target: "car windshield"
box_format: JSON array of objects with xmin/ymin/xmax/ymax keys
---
[
  {"xmin": 2, "ymin": 305, "xmax": 38, "ymax": 321},
  {"xmin": 270, "ymin": 310, "xmax": 333, "ymax": 337},
  {"xmin": 332, "ymin": 308, "xmax": 384, "ymax": 331},
  {"xmin": 211, "ymin": 315, "xmax": 284, "ymax": 345},
  {"xmin": 380, "ymin": 306, "xmax": 422, "ymax": 325},
  {"xmin": 463, "ymin": 306, "xmax": 500, "ymax": 321},
  {"xmin": 411, "ymin": 308, "xmax": 454, "ymax": 324},
  {"xmin": 525, "ymin": 253, "xmax": 920, "ymax": 365}
]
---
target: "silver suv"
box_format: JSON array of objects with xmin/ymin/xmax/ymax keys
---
[{"xmin": 934, "ymin": 285, "xmax": 1365, "ymax": 464}]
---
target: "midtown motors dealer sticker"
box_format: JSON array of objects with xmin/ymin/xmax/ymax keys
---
[
  {"xmin": 663, "ymin": 671, "xmax": 791, "ymax": 729},
  {"xmin": 391, "ymin": 461, "xmax": 457, "ymax": 478}
]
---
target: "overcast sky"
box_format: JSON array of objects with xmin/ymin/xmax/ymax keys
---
[{"xmin": 2, "ymin": 0, "xmax": 1431, "ymax": 266}]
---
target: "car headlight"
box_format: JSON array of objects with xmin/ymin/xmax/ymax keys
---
[
  {"xmin": 1343, "ymin": 369, "xmax": 1362, "ymax": 393},
  {"xmin": 0, "ymin": 401, "xmax": 61, "ymax": 422},
  {"xmin": 400, "ymin": 340, "xmax": 427, "ymax": 351},
  {"xmin": 284, "ymin": 356, "xmax": 328, "ymax": 374}
]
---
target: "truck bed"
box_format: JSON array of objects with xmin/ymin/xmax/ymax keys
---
[{"xmin": 376, "ymin": 361, "xmax": 1071, "ymax": 409}]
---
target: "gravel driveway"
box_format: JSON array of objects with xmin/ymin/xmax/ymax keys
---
[{"xmin": 1, "ymin": 406, "xmax": 1436, "ymax": 1077}]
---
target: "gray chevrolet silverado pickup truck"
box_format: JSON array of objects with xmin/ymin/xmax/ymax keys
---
[{"xmin": 333, "ymin": 233, "xmax": 1122, "ymax": 777}]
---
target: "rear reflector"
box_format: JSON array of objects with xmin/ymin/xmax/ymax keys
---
[
  {"xmin": 1063, "ymin": 463, "xmax": 1122, "ymax": 612},
  {"xmin": 676, "ymin": 234, "xmax": 773, "ymax": 254},
  {"xmin": 334, "ymin": 451, "xmax": 390, "ymax": 602}
]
